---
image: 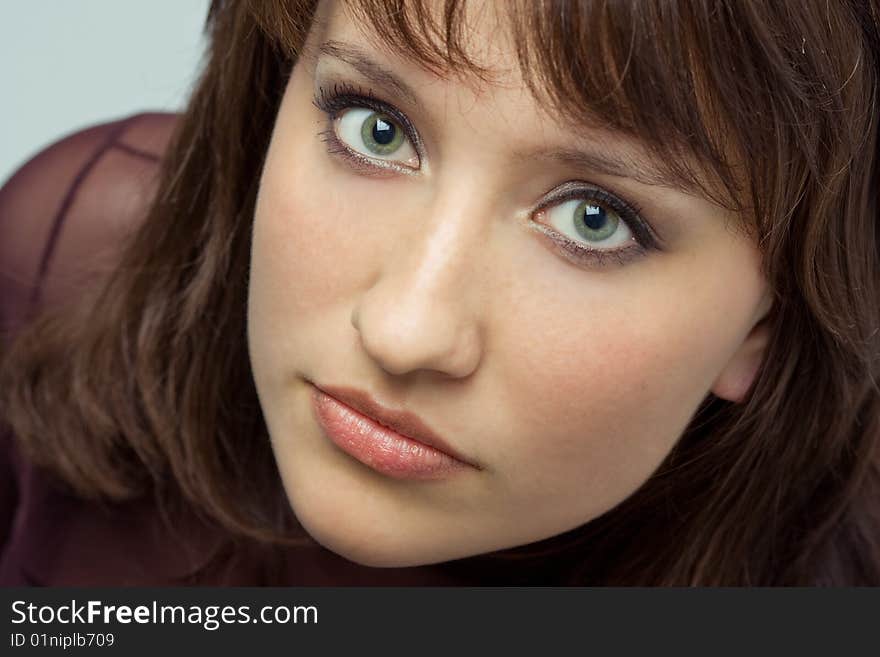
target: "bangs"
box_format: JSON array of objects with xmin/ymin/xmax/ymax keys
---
[
  {"xmin": 343, "ymin": 0, "xmax": 750, "ymax": 214},
  {"xmin": 250, "ymin": 0, "xmax": 869, "ymax": 232}
]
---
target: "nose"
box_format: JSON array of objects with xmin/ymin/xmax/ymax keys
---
[{"xmin": 350, "ymin": 194, "xmax": 486, "ymax": 379}]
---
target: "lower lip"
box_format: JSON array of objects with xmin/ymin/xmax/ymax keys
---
[{"xmin": 310, "ymin": 386, "xmax": 471, "ymax": 480}]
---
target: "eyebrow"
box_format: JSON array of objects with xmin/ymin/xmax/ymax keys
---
[
  {"xmin": 318, "ymin": 40, "xmax": 422, "ymax": 111},
  {"xmin": 515, "ymin": 147, "xmax": 698, "ymax": 193},
  {"xmin": 317, "ymin": 40, "xmax": 697, "ymax": 194}
]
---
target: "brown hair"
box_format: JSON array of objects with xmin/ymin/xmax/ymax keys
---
[{"xmin": 2, "ymin": 0, "xmax": 878, "ymax": 584}]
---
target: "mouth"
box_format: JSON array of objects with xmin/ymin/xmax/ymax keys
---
[{"xmin": 309, "ymin": 381, "xmax": 480, "ymax": 480}]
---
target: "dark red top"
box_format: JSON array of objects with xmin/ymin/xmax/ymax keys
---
[{"xmin": 0, "ymin": 113, "xmax": 547, "ymax": 585}]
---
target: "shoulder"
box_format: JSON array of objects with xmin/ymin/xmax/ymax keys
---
[{"xmin": 0, "ymin": 112, "xmax": 179, "ymax": 337}]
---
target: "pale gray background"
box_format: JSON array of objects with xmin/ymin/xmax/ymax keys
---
[{"xmin": 1, "ymin": 0, "xmax": 211, "ymax": 185}]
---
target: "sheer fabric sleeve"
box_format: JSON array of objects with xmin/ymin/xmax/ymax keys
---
[
  {"xmin": 0, "ymin": 112, "xmax": 177, "ymax": 347},
  {"xmin": 0, "ymin": 112, "xmax": 178, "ymax": 554}
]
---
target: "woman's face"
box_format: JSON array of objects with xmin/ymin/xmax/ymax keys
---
[{"xmin": 248, "ymin": 0, "xmax": 772, "ymax": 566}]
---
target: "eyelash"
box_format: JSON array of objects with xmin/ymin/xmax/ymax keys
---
[
  {"xmin": 311, "ymin": 81, "xmax": 661, "ymax": 269},
  {"xmin": 313, "ymin": 81, "xmax": 422, "ymax": 175},
  {"xmin": 531, "ymin": 185, "xmax": 656, "ymax": 268}
]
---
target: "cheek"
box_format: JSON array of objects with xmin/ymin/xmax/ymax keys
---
[
  {"xmin": 249, "ymin": 121, "xmax": 374, "ymax": 356},
  {"xmin": 249, "ymin": 135, "xmax": 333, "ymax": 391},
  {"xmin": 253, "ymin": 164, "xmax": 350, "ymax": 309},
  {"xmin": 250, "ymin": 127, "xmax": 412, "ymax": 402},
  {"xmin": 490, "ymin": 246, "xmax": 764, "ymax": 510},
  {"xmin": 252, "ymin": 129, "xmax": 408, "ymax": 320}
]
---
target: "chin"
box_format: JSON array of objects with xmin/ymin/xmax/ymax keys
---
[
  {"xmin": 288, "ymin": 493, "xmax": 473, "ymax": 568},
  {"xmin": 296, "ymin": 513, "xmax": 456, "ymax": 568}
]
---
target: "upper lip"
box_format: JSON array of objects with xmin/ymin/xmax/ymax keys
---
[{"xmin": 312, "ymin": 382, "xmax": 480, "ymax": 469}]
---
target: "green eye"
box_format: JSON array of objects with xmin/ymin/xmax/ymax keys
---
[
  {"xmin": 573, "ymin": 201, "xmax": 619, "ymax": 242},
  {"xmin": 332, "ymin": 107, "xmax": 420, "ymax": 168},
  {"xmin": 541, "ymin": 197, "xmax": 633, "ymax": 250},
  {"xmin": 359, "ymin": 112, "xmax": 405, "ymax": 155}
]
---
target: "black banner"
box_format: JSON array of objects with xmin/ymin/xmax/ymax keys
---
[{"xmin": 1, "ymin": 588, "xmax": 875, "ymax": 654}]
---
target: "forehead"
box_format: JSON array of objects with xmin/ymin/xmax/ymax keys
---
[
  {"xmin": 314, "ymin": 2, "xmax": 574, "ymax": 143},
  {"xmin": 322, "ymin": 0, "xmax": 523, "ymax": 94},
  {"xmin": 307, "ymin": 0, "xmax": 725, "ymax": 199},
  {"xmin": 307, "ymin": 0, "xmax": 745, "ymax": 210}
]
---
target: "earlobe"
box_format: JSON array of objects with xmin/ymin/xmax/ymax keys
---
[{"xmin": 710, "ymin": 316, "xmax": 772, "ymax": 404}]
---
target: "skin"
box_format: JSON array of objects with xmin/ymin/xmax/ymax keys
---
[{"xmin": 247, "ymin": 0, "xmax": 773, "ymax": 567}]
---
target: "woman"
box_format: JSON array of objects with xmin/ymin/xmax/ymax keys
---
[{"xmin": 1, "ymin": 0, "xmax": 878, "ymax": 585}]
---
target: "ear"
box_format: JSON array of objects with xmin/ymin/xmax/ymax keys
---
[{"xmin": 710, "ymin": 301, "xmax": 773, "ymax": 403}]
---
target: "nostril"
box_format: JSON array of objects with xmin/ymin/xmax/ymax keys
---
[
  {"xmin": 349, "ymin": 249, "xmax": 484, "ymax": 379},
  {"xmin": 354, "ymin": 301, "xmax": 482, "ymax": 379}
]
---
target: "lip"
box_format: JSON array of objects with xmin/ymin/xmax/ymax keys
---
[{"xmin": 309, "ymin": 382, "xmax": 480, "ymax": 479}]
